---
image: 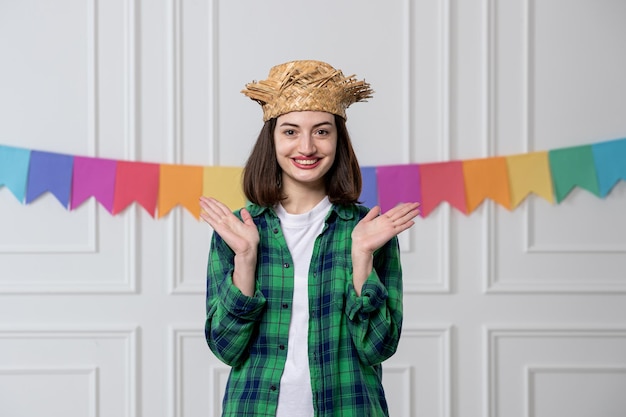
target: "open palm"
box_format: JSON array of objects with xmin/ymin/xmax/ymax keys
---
[
  {"xmin": 351, "ymin": 202, "xmax": 420, "ymax": 255},
  {"xmin": 199, "ymin": 197, "xmax": 259, "ymax": 256}
]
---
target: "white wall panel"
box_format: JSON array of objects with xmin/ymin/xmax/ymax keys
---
[
  {"xmin": 0, "ymin": 327, "xmax": 137, "ymax": 417},
  {"xmin": 170, "ymin": 326, "xmax": 216, "ymax": 417},
  {"xmin": 2, "ymin": 1, "xmax": 626, "ymax": 416},
  {"xmin": 527, "ymin": 365, "xmax": 626, "ymax": 417},
  {"xmin": 485, "ymin": 0, "xmax": 626, "ymax": 293},
  {"xmin": 386, "ymin": 326, "xmax": 452, "ymax": 417},
  {"xmin": 0, "ymin": 367, "xmax": 98, "ymax": 417},
  {"xmin": 485, "ymin": 326, "xmax": 626, "ymax": 417},
  {"xmin": 0, "ymin": 0, "xmax": 138, "ymax": 294}
]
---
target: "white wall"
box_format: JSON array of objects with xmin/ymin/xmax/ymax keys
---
[{"xmin": 1, "ymin": 1, "xmax": 625, "ymax": 416}]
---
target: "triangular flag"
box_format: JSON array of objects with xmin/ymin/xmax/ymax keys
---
[
  {"xmin": 376, "ymin": 164, "xmax": 422, "ymax": 214},
  {"xmin": 591, "ymin": 138, "xmax": 626, "ymax": 197},
  {"xmin": 462, "ymin": 157, "xmax": 512, "ymax": 213},
  {"xmin": 70, "ymin": 156, "xmax": 117, "ymax": 213},
  {"xmin": 202, "ymin": 166, "xmax": 245, "ymax": 211},
  {"xmin": 0, "ymin": 145, "xmax": 31, "ymax": 203},
  {"xmin": 418, "ymin": 161, "xmax": 467, "ymax": 216},
  {"xmin": 158, "ymin": 164, "xmax": 203, "ymax": 219},
  {"xmin": 113, "ymin": 161, "xmax": 160, "ymax": 216},
  {"xmin": 548, "ymin": 145, "xmax": 600, "ymax": 203},
  {"xmin": 26, "ymin": 151, "xmax": 74, "ymax": 207},
  {"xmin": 359, "ymin": 166, "xmax": 378, "ymax": 209},
  {"xmin": 505, "ymin": 151, "xmax": 554, "ymax": 208}
]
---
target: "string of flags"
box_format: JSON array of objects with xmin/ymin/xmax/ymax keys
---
[{"xmin": 0, "ymin": 137, "xmax": 625, "ymax": 219}]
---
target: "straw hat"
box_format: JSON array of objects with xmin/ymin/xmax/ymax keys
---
[{"xmin": 241, "ymin": 60, "xmax": 373, "ymax": 121}]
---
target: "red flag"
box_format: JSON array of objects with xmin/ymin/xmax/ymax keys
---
[
  {"xmin": 113, "ymin": 161, "xmax": 160, "ymax": 216},
  {"xmin": 419, "ymin": 161, "xmax": 467, "ymax": 216}
]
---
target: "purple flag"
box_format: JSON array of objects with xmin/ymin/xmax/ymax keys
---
[
  {"xmin": 26, "ymin": 151, "xmax": 74, "ymax": 207},
  {"xmin": 359, "ymin": 166, "xmax": 378, "ymax": 209}
]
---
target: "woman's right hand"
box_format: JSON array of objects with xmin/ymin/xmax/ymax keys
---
[
  {"xmin": 200, "ymin": 197, "xmax": 259, "ymax": 296},
  {"xmin": 199, "ymin": 196, "xmax": 260, "ymax": 257}
]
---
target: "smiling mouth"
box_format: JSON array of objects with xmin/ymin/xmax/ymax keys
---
[{"xmin": 293, "ymin": 158, "xmax": 320, "ymax": 166}]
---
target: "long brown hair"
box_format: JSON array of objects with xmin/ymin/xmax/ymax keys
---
[{"xmin": 243, "ymin": 114, "xmax": 362, "ymax": 207}]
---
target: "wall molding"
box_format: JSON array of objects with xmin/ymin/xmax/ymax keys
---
[
  {"xmin": 0, "ymin": 0, "xmax": 138, "ymax": 294},
  {"xmin": 0, "ymin": 366, "xmax": 98, "ymax": 417},
  {"xmin": 525, "ymin": 364, "xmax": 626, "ymax": 417},
  {"xmin": 0, "ymin": 326, "xmax": 138, "ymax": 417},
  {"xmin": 482, "ymin": 0, "xmax": 626, "ymax": 294},
  {"xmin": 483, "ymin": 325, "xmax": 626, "ymax": 417}
]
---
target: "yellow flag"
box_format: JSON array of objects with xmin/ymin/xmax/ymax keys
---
[
  {"xmin": 506, "ymin": 151, "xmax": 555, "ymax": 208},
  {"xmin": 202, "ymin": 167, "xmax": 245, "ymax": 211}
]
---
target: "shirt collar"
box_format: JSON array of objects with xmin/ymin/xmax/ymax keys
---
[{"xmin": 245, "ymin": 201, "xmax": 356, "ymax": 221}]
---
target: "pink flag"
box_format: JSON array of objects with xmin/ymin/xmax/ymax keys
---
[
  {"xmin": 71, "ymin": 156, "xmax": 117, "ymax": 213},
  {"xmin": 376, "ymin": 164, "xmax": 422, "ymax": 214}
]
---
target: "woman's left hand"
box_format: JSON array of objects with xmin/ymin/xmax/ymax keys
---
[
  {"xmin": 351, "ymin": 202, "xmax": 420, "ymax": 256},
  {"xmin": 351, "ymin": 202, "xmax": 419, "ymax": 295}
]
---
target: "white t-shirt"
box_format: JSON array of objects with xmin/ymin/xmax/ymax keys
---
[{"xmin": 275, "ymin": 196, "xmax": 332, "ymax": 417}]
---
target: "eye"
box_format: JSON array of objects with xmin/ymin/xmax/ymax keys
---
[
  {"xmin": 283, "ymin": 129, "xmax": 296, "ymax": 136},
  {"xmin": 315, "ymin": 129, "xmax": 329, "ymax": 136}
]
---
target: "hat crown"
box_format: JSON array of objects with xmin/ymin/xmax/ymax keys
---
[{"xmin": 242, "ymin": 60, "xmax": 373, "ymax": 121}]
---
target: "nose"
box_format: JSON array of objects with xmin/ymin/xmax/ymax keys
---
[{"xmin": 297, "ymin": 134, "xmax": 316, "ymax": 155}]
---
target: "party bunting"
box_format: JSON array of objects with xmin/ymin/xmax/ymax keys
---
[
  {"xmin": 158, "ymin": 164, "xmax": 204, "ymax": 219},
  {"xmin": 26, "ymin": 151, "xmax": 74, "ymax": 207},
  {"xmin": 505, "ymin": 151, "xmax": 554, "ymax": 208},
  {"xmin": 0, "ymin": 137, "xmax": 625, "ymax": 219},
  {"xmin": 71, "ymin": 156, "xmax": 117, "ymax": 213},
  {"xmin": 418, "ymin": 161, "xmax": 467, "ymax": 216},
  {"xmin": 202, "ymin": 167, "xmax": 246, "ymax": 211},
  {"xmin": 359, "ymin": 167, "xmax": 379, "ymax": 209},
  {"xmin": 0, "ymin": 145, "xmax": 30, "ymax": 202},
  {"xmin": 462, "ymin": 157, "xmax": 511, "ymax": 213},
  {"xmin": 377, "ymin": 164, "xmax": 422, "ymax": 214},
  {"xmin": 548, "ymin": 145, "xmax": 601, "ymax": 203},
  {"xmin": 113, "ymin": 161, "xmax": 160, "ymax": 216},
  {"xmin": 591, "ymin": 138, "xmax": 626, "ymax": 197}
]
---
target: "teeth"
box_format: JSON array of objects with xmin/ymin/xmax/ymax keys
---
[{"xmin": 295, "ymin": 159, "xmax": 318, "ymax": 165}]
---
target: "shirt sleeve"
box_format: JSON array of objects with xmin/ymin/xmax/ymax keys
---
[
  {"xmin": 205, "ymin": 230, "xmax": 266, "ymax": 367},
  {"xmin": 344, "ymin": 236, "xmax": 403, "ymax": 366}
]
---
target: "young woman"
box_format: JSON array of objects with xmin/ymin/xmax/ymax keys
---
[{"xmin": 200, "ymin": 60, "xmax": 419, "ymax": 417}]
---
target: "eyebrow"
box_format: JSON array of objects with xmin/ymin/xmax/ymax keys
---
[{"xmin": 278, "ymin": 121, "xmax": 334, "ymax": 128}]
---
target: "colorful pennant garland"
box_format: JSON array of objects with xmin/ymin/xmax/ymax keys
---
[{"xmin": 1, "ymin": 137, "xmax": 625, "ymax": 219}]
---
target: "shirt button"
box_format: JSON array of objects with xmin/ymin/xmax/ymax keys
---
[
  {"xmin": 283, "ymin": 262, "xmax": 290, "ymax": 268},
  {"xmin": 270, "ymin": 385, "xmax": 277, "ymax": 391},
  {"xmin": 282, "ymin": 303, "xmax": 289, "ymax": 309},
  {"xmin": 279, "ymin": 344, "xmax": 285, "ymax": 350},
  {"xmin": 273, "ymin": 228, "xmax": 279, "ymax": 234}
]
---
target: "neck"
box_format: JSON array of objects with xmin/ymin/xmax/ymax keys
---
[{"xmin": 280, "ymin": 179, "xmax": 328, "ymax": 214}]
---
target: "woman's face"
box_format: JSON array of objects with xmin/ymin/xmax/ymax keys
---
[{"xmin": 274, "ymin": 111, "xmax": 338, "ymax": 192}]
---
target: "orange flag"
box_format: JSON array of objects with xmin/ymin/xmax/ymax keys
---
[
  {"xmin": 505, "ymin": 151, "xmax": 554, "ymax": 208},
  {"xmin": 202, "ymin": 167, "xmax": 245, "ymax": 211},
  {"xmin": 158, "ymin": 164, "xmax": 203, "ymax": 219},
  {"xmin": 462, "ymin": 157, "xmax": 511, "ymax": 213}
]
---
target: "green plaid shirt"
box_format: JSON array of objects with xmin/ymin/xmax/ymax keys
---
[{"xmin": 205, "ymin": 202, "xmax": 403, "ymax": 417}]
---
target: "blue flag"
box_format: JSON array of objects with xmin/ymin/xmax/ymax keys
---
[{"xmin": 0, "ymin": 145, "xmax": 31, "ymax": 203}]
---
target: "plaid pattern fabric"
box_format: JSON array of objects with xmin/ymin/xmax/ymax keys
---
[{"xmin": 205, "ymin": 203, "xmax": 403, "ymax": 417}]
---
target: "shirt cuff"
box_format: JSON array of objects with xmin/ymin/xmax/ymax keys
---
[
  {"xmin": 346, "ymin": 271, "xmax": 389, "ymax": 321},
  {"xmin": 218, "ymin": 273, "xmax": 266, "ymax": 320}
]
